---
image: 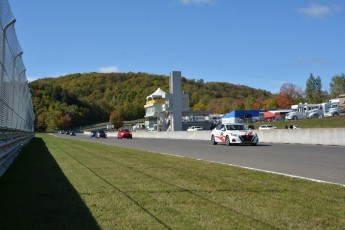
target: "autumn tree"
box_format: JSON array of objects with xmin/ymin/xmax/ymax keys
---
[
  {"xmin": 277, "ymin": 82, "xmax": 303, "ymax": 109},
  {"xmin": 207, "ymin": 98, "xmax": 233, "ymax": 114},
  {"xmin": 193, "ymin": 101, "xmax": 207, "ymax": 111},
  {"xmin": 252, "ymin": 98, "xmax": 264, "ymax": 110},
  {"xmin": 329, "ymin": 74, "xmax": 345, "ymax": 98},
  {"xmin": 244, "ymin": 96, "xmax": 254, "ymax": 110},
  {"xmin": 45, "ymin": 111, "xmax": 62, "ymax": 131},
  {"xmin": 29, "ymin": 72, "xmax": 274, "ymax": 130},
  {"xmin": 58, "ymin": 114, "xmax": 72, "ymax": 130},
  {"xmin": 36, "ymin": 113, "xmax": 47, "ymax": 131},
  {"xmin": 263, "ymin": 96, "xmax": 277, "ymax": 109},
  {"xmin": 109, "ymin": 110, "xmax": 124, "ymax": 130}
]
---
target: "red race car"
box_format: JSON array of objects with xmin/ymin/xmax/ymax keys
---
[{"xmin": 117, "ymin": 129, "xmax": 132, "ymax": 139}]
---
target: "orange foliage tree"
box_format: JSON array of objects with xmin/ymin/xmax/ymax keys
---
[{"xmin": 277, "ymin": 83, "xmax": 303, "ymax": 108}]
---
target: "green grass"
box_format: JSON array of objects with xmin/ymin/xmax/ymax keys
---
[
  {"xmin": 1, "ymin": 134, "xmax": 345, "ymax": 229},
  {"xmin": 80, "ymin": 116, "xmax": 345, "ymax": 132},
  {"xmin": 254, "ymin": 115, "xmax": 345, "ymax": 129}
]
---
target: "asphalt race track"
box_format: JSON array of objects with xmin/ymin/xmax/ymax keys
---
[{"xmin": 54, "ymin": 133, "xmax": 345, "ymax": 186}]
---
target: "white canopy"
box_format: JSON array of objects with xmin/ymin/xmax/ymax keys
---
[{"xmin": 146, "ymin": 87, "xmax": 167, "ymax": 100}]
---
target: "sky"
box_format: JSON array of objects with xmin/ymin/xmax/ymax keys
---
[{"xmin": 7, "ymin": 0, "xmax": 345, "ymax": 93}]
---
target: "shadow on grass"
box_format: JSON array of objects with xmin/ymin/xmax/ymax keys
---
[{"xmin": 0, "ymin": 137, "xmax": 100, "ymax": 230}]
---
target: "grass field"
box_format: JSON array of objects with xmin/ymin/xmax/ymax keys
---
[
  {"xmin": 0, "ymin": 134, "xmax": 344, "ymax": 229},
  {"xmin": 254, "ymin": 115, "xmax": 345, "ymax": 129},
  {"xmin": 78, "ymin": 116, "xmax": 345, "ymax": 132}
]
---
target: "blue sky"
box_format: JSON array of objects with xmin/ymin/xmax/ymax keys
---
[{"xmin": 8, "ymin": 0, "xmax": 345, "ymax": 93}]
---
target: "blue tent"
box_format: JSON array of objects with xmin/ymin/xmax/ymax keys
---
[{"xmin": 222, "ymin": 110, "xmax": 260, "ymax": 123}]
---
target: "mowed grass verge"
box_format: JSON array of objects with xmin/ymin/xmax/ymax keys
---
[{"xmin": 0, "ymin": 134, "xmax": 344, "ymax": 229}]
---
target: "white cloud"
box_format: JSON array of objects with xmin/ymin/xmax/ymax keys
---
[
  {"xmin": 297, "ymin": 4, "xmax": 341, "ymax": 18},
  {"xmin": 179, "ymin": 0, "xmax": 215, "ymax": 6},
  {"xmin": 27, "ymin": 72, "xmax": 67, "ymax": 82},
  {"xmin": 99, "ymin": 66, "xmax": 120, "ymax": 73}
]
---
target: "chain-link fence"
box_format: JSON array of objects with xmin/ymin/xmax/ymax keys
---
[
  {"xmin": 1, "ymin": 0, "xmax": 35, "ymax": 176},
  {"xmin": 1, "ymin": 0, "xmax": 34, "ymax": 132}
]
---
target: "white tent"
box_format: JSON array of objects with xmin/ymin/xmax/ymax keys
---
[{"xmin": 146, "ymin": 87, "xmax": 167, "ymax": 101}]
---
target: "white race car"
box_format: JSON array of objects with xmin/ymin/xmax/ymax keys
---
[{"xmin": 211, "ymin": 123, "xmax": 259, "ymax": 146}]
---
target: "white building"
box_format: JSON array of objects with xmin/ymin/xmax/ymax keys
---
[{"xmin": 144, "ymin": 71, "xmax": 189, "ymax": 131}]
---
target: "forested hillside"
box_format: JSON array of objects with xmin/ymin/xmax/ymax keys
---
[{"xmin": 29, "ymin": 72, "xmax": 273, "ymax": 131}]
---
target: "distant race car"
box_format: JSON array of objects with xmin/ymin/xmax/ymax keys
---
[
  {"xmin": 187, "ymin": 126, "xmax": 203, "ymax": 131},
  {"xmin": 211, "ymin": 123, "xmax": 259, "ymax": 146},
  {"xmin": 117, "ymin": 129, "xmax": 132, "ymax": 139},
  {"xmin": 259, "ymin": 124, "xmax": 277, "ymax": 130}
]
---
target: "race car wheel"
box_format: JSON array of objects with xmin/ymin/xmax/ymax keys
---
[
  {"xmin": 211, "ymin": 135, "xmax": 217, "ymax": 145},
  {"xmin": 225, "ymin": 136, "xmax": 231, "ymax": 146}
]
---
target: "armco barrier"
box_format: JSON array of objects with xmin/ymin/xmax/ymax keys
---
[
  {"xmin": 98, "ymin": 128, "xmax": 345, "ymax": 146},
  {"xmin": 0, "ymin": 130, "xmax": 34, "ymax": 176}
]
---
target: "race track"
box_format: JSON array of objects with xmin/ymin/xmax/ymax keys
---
[{"xmin": 54, "ymin": 133, "xmax": 345, "ymax": 186}]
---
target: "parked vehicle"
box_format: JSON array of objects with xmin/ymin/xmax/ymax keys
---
[
  {"xmin": 69, "ymin": 131, "xmax": 76, "ymax": 136},
  {"xmin": 90, "ymin": 130, "xmax": 97, "ymax": 138},
  {"xmin": 286, "ymin": 103, "xmax": 324, "ymax": 120},
  {"xmin": 304, "ymin": 104, "xmax": 323, "ymax": 119},
  {"xmin": 147, "ymin": 127, "xmax": 155, "ymax": 132},
  {"xmin": 321, "ymin": 102, "xmax": 340, "ymax": 117},
  {"xmin": 211, "ymin": 123, "xmax": 258, "ymax": 146},
  {"xmin": 96, "ymin": 130, "xmax": 107, "ymax": 138},
  {"xmin": 285, "ymin": 104, "xmax": 305, "ymax": 120},
  {"xmin": 117, "ymin": 129, "xmax": 132, "ymax": 139},
  {"xmin": 258, "ymin": 124, "xmax": 277, "ymax": 130},
  {"xmin": 187, "ymin": 126, "xmax": 203, "ymax": 131}
]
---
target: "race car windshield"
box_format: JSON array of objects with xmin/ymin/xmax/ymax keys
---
[{"xmin": 226, "ymin": 125, "xmax": 246, "ymax": 130}]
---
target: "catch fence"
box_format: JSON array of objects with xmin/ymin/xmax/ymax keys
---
[{"xmin": 0, "ymin": 0, "xmax": 34, "ymax": 176}]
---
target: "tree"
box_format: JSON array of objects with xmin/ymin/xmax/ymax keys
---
[
  {"xmin": 263, "ymin": 96, "xmax": 277, "ymax": 109},
  {"xmin": 329, "ymin": 74, "xmax": 345, "ymax": 98},
  {"xmin": 36, "ymin": 113, "xmax": 47, "ymax": 131},
  {"xmin": 58, "ymin": 114, "xmax": 72, "ymax": 130},
  {"xmin": 193, "ymin": 101, "xmax": 207, "ymax": 111},
  {"xmin": 277, "ymin": 83, "xmax": 303, "ymax": 109},
  {"xmin": 45, "ymin": 111, "xmax": 61, "ymax": 131},
  {"xmin": 244, "ymin": 96, "xmax": 255, "ymax": 110},
  {"xmin": 29, "ymin": 72, "xmax": 274, "ymax": 129},
  {"xmin": 252, "ymin": 98, "xmax": 263, "ymax": 110},
  {"xmin": 305, "ymin": 73, "xmax": 323, "ymax": 103},
  {"xmin": 305, "ymin": 73, "xmax": 316, "ymax": 101},
  {"xmin": 109, "ymin": 110, "xmax": 124, "ymax": 130}
]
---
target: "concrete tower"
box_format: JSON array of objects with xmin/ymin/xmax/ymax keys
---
[{"xmin": 169, "ymin": 71, "xmax": 183, "ymax": 131}]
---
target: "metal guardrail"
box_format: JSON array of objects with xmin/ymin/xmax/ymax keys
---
[
  {"xmin": 0, "ymin": 129, "xmax": 34, "ymax": 176},
  {"xmin": 0, "ymin": 0, "xmax": 34, "ymax": 176}
]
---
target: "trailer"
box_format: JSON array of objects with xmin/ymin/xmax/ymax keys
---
[
  {"xmin": 321, "ymin": 102, "xmax": 340, "ymax": 117},
  {"xmin": 285, "ymin": 103, "xmax": 306, "ymax": 120},
  {"xmin": 339, "ymin": 94, "xmax": 345, "ymax": 115}
]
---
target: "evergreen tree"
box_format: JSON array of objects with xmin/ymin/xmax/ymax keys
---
[
  {"xmin": 305, "ymin": 73, "xmax": 316, "ymax": 102},
  {"xmin": 305, "ymin": 73, "xmax": 323, "ymax": 103},
  {"xmin": 313, "ymin": 75, "xmax": 323, "ymax": 103}
]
